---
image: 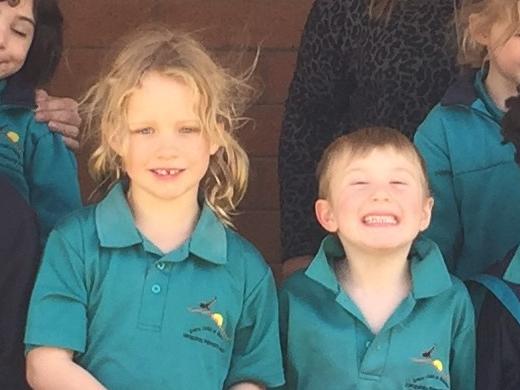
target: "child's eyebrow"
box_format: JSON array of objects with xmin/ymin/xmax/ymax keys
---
[
  {"xmin": 16, "ymin": 15, "xmax": 35, "ymax": 26},
  {"xmin": 391, "ymin": 167, "xmax": 416, "ymax": 176}
]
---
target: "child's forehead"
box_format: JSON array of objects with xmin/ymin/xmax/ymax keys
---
[{"xmin": 335, "ymin": 146, "xmax": 420, "ymax": 170}]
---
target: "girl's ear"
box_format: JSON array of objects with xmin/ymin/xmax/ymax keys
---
[
  {"xmin": 469, "ymin": 13, "xmax": 490, "ymax": 46},
  {"xmin": 108, "ymin": 132, "xmax": 126, "ymax": 157},
  {"xmin": 209, "ymin": 140, "xmax": 219, "ymax": 156},
  {"xmin": 315, "ymin": 199, "xmax": 338, "ymax": 233}
]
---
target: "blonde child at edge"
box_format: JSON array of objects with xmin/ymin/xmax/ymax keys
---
[
  {"xmin": 24, "ymin": 26, "xmax": 284, "ymax": 390},
  {"xmin": 414, "ymin": 0, "xmax": 520, "ymax": 279},
  {"xmin": 277, "ymin": 127, "xmax": 475, "ymax": 389}
]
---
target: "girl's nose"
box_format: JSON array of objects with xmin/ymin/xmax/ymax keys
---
[{"xmin": 156, "ymin": 132, "xmax": 180, "ymax": 158}]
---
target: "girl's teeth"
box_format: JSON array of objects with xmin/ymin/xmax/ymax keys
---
[
  {"xmin": 154, "ymin": 169, "xmax": 179, "ymax": 176},
  {"xmin": 364, "ymin": 215, "xmax": 397, "ymax": 224}
]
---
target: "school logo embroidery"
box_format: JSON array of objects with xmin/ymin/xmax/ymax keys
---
[
  {"xmin": 183, "ymin": 297, "xmax": 230, "ymax": 353},
  {"xmin": 5, "ymin": 131, "xmax": 19, "ymax": 143},
  {"xmin": 406, "ymin": 345, "xmax": 450, "ymax": 389}
]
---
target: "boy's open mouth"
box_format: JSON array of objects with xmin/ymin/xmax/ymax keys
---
[{"xmin": 362, "ymin": 215, "xmax": 398, "ymax": 225}]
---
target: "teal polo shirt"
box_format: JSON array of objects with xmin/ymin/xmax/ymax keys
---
[
  {"xmin": 0, "ymin": 78, "xmax": 81, "ymax": 241},
  {"xmin": 25, "ymin": 183, "xmax": 284, "ymax": 389},
  {"xmin": 414, "ymin": 69, "xmax": 516, "ymax": 280},
  {"xmin": 277, "ymin": 235, "xmax": 475, "ymax": 390}
]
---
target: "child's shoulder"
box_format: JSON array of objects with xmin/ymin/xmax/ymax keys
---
[
  {"xmin": 48, "ymin": 204, "xmax": 98, "ymax": 245},
  {"xmin": 223, "ymin": 227, "xmax": 271, "ymax": 275}
]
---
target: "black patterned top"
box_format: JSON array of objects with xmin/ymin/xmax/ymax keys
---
[{"xmin": 279, "ymin": 0, "xmax": 459, "ymax": 260}]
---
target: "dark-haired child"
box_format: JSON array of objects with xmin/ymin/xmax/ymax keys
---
[{"xmin": 0, "ymin": 0, "xmax": 81, "ymax": 240}]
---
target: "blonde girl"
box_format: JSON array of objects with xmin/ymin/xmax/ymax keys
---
[
  {"xmin": 24, "ymin": 26, "xmax": 284, "ymax": 390},
  {"xmin": 414, "ymin": 0, "xmax": 520, "ymax": 279}
]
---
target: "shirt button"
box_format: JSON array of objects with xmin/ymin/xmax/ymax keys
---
[
  {"xmin": 156, "ymin": 262, "xmax": 166, "ymax": 270},
  {"xmin": 151, "ymin": 284, "xmax": 161, "ymax": 294},
  {"xmin": 365, "ymin": 341, "xmax": 371, "ymax": 348}
]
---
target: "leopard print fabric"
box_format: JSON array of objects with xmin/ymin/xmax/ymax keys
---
[{"xmin": 279, "ymin": 0, "xmax": 459, "ymax": 260}]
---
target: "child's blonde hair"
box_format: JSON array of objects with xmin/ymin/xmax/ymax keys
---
[
  {"xmin": 82, "ymin": 26, "xmax": 257, "ymax": 225},
  {"xmin": 316, "ymin": 127, "xmax": 431, "ymax": 199},
  {"xmin": 456, "ymin": 0, "xmax": 520, "ymax": 67}
]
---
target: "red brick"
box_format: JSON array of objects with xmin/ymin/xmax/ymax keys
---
[
  {"xmin": 241, "ymin": 157, "xmax": 279, "ymax": 210},
  {"xmin": 60, "ymin": 0, "xmax": 154, "ymax": 48},
  {"xmin": 153, "ymin": 0, "xmax": 313, "ymax": 49},
  {"xmin": 239, "ymin": 104, "xmax": 283, "ymax": 157},
  {"xmin": 47, "ymin": 48, "xmax": 108, "ymax": 99},
  {"xmin": 234, "ymin": 210, "xmax": 281, "ymax": 264}
]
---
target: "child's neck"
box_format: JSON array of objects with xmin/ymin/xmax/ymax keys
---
[
  {"xmin": 335, "ymin": 244, "xmax": 412, "ymax": 334},
  {"xmin": 485, "ymin": 64, "xmax": 517, "ymax": 111},
  {"xmin": 127, "ymin": 188, "xmax": 200, "ymax": 253}
]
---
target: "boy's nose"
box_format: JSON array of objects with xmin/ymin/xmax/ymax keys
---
[{"xmin": 371, "ymin": 188, "xmax": 390, "ymax": 201}]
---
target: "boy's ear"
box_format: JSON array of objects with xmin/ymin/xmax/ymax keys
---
[
  {"xmin": 469, "ymin": 13, "xmax": 490, "ymax": 46},
  {"xmin": 315, "ymin": 199, "xmax": 338, "ymax": 233},
  {"xmin": 419, "ymin": 196, "xmax": 434, "ymax": 232}
]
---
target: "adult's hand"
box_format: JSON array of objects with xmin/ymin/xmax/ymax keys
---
[{"xmin": 34, "ymin": 89, "xmax": 81, "ymax": 150}]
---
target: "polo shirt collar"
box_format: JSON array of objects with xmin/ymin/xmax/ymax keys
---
[
  {"xmin": 441, "ymin": 67, "xmax": 504, "ymax": 122},
  {"xmin": 0, "ymin": 74, "xmax": 36, "ymax": 108},
  {"xmin": 504, "ymin": 247, "xmax": 520, "ymax": 284},
  {"xmin": 95, "ymin": 182, "xmax": 228, "ymax": 264},
  {"xmin": 305, "ymin": 235, "xmax": 452, "ymax": 299},
  {"xmin": 96, "ymin": 182, "xmax": 142, "ymax": 248},
  {"xmin": 408, "ymin": 237, "xmax": 453, "ymax": 299}
]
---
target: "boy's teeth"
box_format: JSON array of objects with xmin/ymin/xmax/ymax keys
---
[{"xmin": 364, "ymin": 215, "xmax": 397, "ymax": 224}]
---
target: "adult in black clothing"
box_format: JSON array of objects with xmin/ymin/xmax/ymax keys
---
[
  {"xmin": 0, "ymin": 175, "xmax": 40, "ymax": 390},
  {"xmin": 279, "ymin": 0, "xmax": 459, "ymax": 272}
]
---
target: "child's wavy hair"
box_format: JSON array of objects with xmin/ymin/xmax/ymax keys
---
[
  {"xmin": 456, "ymin": 0, "xmax": 520, "ymax": 67},
  {"xmin": 316, "ymin": 126, "xmax": 431, "ymax": 199},
  {"xmin": 81, "ymin": 26, "xmax": 258, "ymax": 226},
  {"xmin": 1, "ymin": 0, "xmax": 63, "ymax": 86}
]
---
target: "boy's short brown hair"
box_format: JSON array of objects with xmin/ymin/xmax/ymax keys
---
[{"xmin": 316, "ymin": 127, "xmax": 431, "ymax": 199}]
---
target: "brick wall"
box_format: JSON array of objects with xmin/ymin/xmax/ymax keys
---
[{"xmin": 47, "ymin": 0, "xmax": 315, "ymax": 280}]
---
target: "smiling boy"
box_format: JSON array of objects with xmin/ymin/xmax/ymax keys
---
[{"xmin": 277, "ymin": 127, "xmax": 475, "ymax": 390}]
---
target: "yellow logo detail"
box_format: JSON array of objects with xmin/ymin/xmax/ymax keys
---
[
  {"xmin": 189, "ymin": 297, "xmax": 230, "ymax": 340},
  {"xmin": 6, "ymin": 131, "xmax": 19, "ymax": 143},
  {"xmin": 211, "ymin": 313, "xmax": 224, "ymax": 328},
  {"xmin": 432, "ymin": 359, "xmax": 443, "ymax": 372}
]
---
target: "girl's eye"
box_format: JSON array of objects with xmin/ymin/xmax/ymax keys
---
[
  {"xmin": 351, "ymin": 181, "xmax": 368, "ymax": 186},
  {"xmin": 133, "ymin": 127, "xmax": 154, "ymax": 135},
  {"xmin": 180, "ymin": 127, "xmax": 200, "ymax": 134}
]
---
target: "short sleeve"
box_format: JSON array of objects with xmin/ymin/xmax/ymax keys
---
[
  {"xmin": 24, "ymin": 228, "xmax": 88, "ymax": 353},
  {"xmin": 224, "ymin": 269, "xmax": 285, "ymax": 389}
]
